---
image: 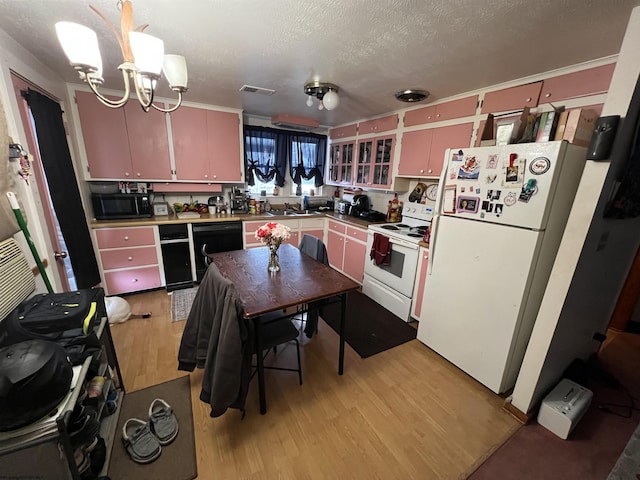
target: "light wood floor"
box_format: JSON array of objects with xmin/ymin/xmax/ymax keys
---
[{"xmin": 111, "ymin": 289, "xmax": 519, "ymax": 479}]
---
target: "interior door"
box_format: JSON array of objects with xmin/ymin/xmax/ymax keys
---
[{"xmin": 10, "ymin": 73, "xmax": 71, "ymax": 290}]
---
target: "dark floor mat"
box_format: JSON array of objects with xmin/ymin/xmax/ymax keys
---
[{"xmin": 320, "ymin": 290, "xmax": 417, "ymax": 358}]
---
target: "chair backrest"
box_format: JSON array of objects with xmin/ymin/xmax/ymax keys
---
[{"xmin": 298, "ymin": 234, "xmax": 329, "ymax": 266}]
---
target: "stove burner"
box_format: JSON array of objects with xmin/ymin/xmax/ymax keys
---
[
  {"xmin": 396, "ymin": 224, "xmax": 410, "ymax": 228},
  {"xmin": 381, "ymin": 225, "xmax": 399, "ymax": 230},
  {"xmin": 407, "ymin": 233, "xmax": 423, "ymax": 238}
]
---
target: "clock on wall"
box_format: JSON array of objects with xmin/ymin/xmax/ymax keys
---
[{"xmin": 425, "ymin": 184, "xmax": 438, "ymax": 201}]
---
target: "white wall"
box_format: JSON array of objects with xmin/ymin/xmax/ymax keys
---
[{"xmin": 512, "ymin": 5, "xmax": 640, "ymax": 413}]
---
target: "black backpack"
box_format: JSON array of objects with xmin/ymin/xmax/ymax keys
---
[{"xmin": 0, "ymin": 339, "xmax": 73, "ymax": 431}]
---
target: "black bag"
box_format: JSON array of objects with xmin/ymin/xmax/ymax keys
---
[
  {"xmin": 0, "ymin": 339, "xmax": 73, "ymax": 431},
  {"xmin": 15, "ymin": 290, "xmax": 102, "ymax": 335},
  {"xmin": 0, "ymin": 289, "xmax": 104, "ymax": 366}
]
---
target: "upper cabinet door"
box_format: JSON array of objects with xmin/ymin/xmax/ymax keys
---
[
  {"xmin": 76, "ymin": 91, "xmax": 132, "ymax": 179},
  {"xmin": 398, "ymin": 128, "xmax": 433, "ymax": 176},
  {"xmin": 428, "ymin": 123, "xmax": 473, "ymax": 178},
  {"xmin": 403, "ymin": 96, "xmax": 478, "ymax": 127},
  {"xmin": 206, "ymin": 110, "xmax": 242, "ymax": 182},
  {"xmin": 358, "ymin": 114, "xmax": 398, "ymax": 135},
  {"xmin": 539, "ymin": 63, "xmax": 615, "ymax": 103},
  {"xmin": 170, "ymin": 106, "xmax": 209, "ymax": 180},
  {"xmin": 481, "ymin": 82, "xmax": 543, "ymax": 114},
  {"xmin": 124, "ymin": 102, "xmax": 172, "ymax": 180},
  {"xmin": 329, "ymin": 123, "xmax": 358, "ymax": 139},
  {"xmin": 404, "ymin": 105, "xmax": 437, "ymax": 128}
]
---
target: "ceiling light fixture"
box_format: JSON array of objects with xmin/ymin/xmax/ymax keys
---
[
  {"xmin": 395, "ymin": 89, "xmax": 430, "ymax": 103},
  {"xmin": 55, "ymin": 0, "xmax": 188, "ymax": 113},
  {"xmin": 304, "ymin": 81, "xmax": 340, "ymax": 111}
]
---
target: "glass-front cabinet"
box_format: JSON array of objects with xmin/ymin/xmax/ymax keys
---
[
  {"xmin": 355, "ymin": 135, "xmax": 395, "ymax": 189},
  {"xmin": 327, "ymin": 141, "xmax": 355, "ymax": 185}
]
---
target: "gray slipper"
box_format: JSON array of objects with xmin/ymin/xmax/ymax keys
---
[
  {"xmin": 122, "ymin": 418, "xmax": 161, "ymax": 464},
  {"xmin": 148, "ymin": 398, "xmax": 179, "ymax": 445}
]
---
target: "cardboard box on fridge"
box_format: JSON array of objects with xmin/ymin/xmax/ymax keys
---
[{"xmin": 562, "ymin": 108, "xmax": 599, "ymax": 147}]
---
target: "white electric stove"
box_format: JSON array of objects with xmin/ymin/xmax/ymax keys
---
[{"xmin": 363, "ymin": 203, "xmax": 433, "ymax": 321}]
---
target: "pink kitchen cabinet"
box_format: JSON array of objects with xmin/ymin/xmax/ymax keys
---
[
  {"xmin": 355, "ymin": 135, "xmax": 395, "ymax": 188},
  {"xmin": 411, "ymin": 247, "xmax": 429, "ymax": 321},
  {"xmin": 170, "ymin": 105, "xmax": 209, "ymax": 180},
  {"xmin": 398, "ymin": 123, "xmax": 472, "ymax": 178},
  {"xmin": 171, "ymin": 107, "xmax": 242, "ymax": 182},
  {"xmin": 539, "ymin": 63, "xmax": 615, "ymax": 104},
  {"xmin": 427, "ymin": 123, "xmax": 474, "ymax": 177},
  {"xmin": 104, "ymin": 266, "xmax": 162, "ymax": 295},
  {"xmin": 123, "ymin": 101, "xmax": 172, "ymax": 180},
  {"xmin": 358, "ymin": 114, "xmax": 398, "ymax": 135},
  {"xmin": 397, "ymin": 128, "xmax": 433, "ymax": 177},
  {"xmin": 76, "ymin": 90, "xmax": 171, "ymax": 180},
  {"xmin": 76, "ymin": 91, "xmax": 132, "ymax": 179},
  {"xmin": 481, "ymin": 81, "xmax": 543, "ymax": 114},
  {"xmin": 329, "ymin": 123, "xmax": 358, "ymax": 140},
  {"xmin": 327, "ymin": 229, "xmax": 344, "ymax": 270},
  {"xmin": 206, "ymin": 110, "xmax": 242, "ymax": 182},
  {"xmin": 343, "ymin": 235, "xmax": 366, "ymax": 283},
  {"xmin": 404, "ymin": 95, "xmax": 478, "ymax": 127}
]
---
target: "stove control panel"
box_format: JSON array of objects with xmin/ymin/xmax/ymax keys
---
[{"xmin": 403, "ymin": 204, "xmax": 433, "ymax": 221}]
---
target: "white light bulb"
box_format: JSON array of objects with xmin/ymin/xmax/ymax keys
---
[
  {"xmin": 306, "ymin": 96, "xmax": 313, "ymax": 107},
  {"xmin": 318, "ymin": 101, "xmax": 324, "ymax": 110},
  {"xmin": 322, "ymin": 89, "xmax": 340, "ymax": 110}
]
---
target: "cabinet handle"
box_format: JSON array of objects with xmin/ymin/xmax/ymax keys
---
[
  {"xmin": 204, "ymin": 174, "xmax": 208, "ymax": 179},
  {"xmin": 427, "ymin": 115, "xmax": 432, "ymax": 120},
  {"xmin": 428, "ymin": 169, "xmax": 432, "ymax": 174},
  {"xmin": 125, "ymin": 172, "xmax": 130, "ymax": 177},
  {"xmin": 525, "ymin": 97, "xmax": 532, "ymax": 102},
  {"xmin": 436, "ymin": 113, "xmax": 440, "ymax": 118},
  {"xmin": 132, "ymin": 278, "xmax": 138, "ymax": 283},
  {"xmin": 545, "ymin": 93, "xmax": 551, "ymax": 98},
  {"xmin": 136, "ymin": 172, "xmax": 141, "ymax": 177},
  {"xmin": 419, "ymin": 169, "xmax": 424, "ymax": 174},
  {"xmin": 213, "ymin": 175, "xmax": 217, "ymax": 179},
  {"xmin": 124, "ymin": 236, "xmax": 129, "ymax": 241},
  {"xmin": 128, "ymin": 256, "xmax": 133, "ymax": 261}
]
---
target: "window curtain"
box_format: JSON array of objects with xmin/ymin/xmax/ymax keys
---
[
  {"xmin": 289, "ymin": 133, "xmax": 327, "ymax": 188},
  {"xmin": 23, "ymin": 89, "xmax": 101, "ymax": 289},
  {"xmin": 244, "ymin": 126, "xmax": 288, "ymax": 187}
]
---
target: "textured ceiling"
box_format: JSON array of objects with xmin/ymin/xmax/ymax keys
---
[{"xmin": 0, "ymin": 0, "xmax": 637, "ymax": 126}]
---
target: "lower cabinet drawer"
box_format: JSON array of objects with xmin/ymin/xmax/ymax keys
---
[
  {"xmin": 104, "ymin": 266, "xmax": 162, "ymax": 295},
  {"xmin": 100, "ymin": 246, "xmax": 158, "ymax": 270}
]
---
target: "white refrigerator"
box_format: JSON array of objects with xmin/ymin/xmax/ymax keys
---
[{"xmin": 416, "ymin": 141, "xmax": 587, "ymax": 394}]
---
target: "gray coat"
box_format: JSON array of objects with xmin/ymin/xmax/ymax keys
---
[{"xmin": 178, "ymin": 264, "xmax": 252, "ymax": 417}]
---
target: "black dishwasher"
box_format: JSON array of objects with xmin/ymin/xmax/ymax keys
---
[
  {"xmin": 159, "ymin": 224, "xmax": 194, "ymax": 291},
  {"xmin": 192, "ymin": 221, "xmax": 243, "ymax": 282}
]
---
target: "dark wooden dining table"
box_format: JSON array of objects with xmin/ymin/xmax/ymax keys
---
[{"xmin": 208, "ymin": 243, "xmax": 360, "ymax": 414}]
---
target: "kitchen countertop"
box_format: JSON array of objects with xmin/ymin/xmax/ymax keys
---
[{"xmin": 89, "ymin": 211, "xmax": 385, "ymax": 229}]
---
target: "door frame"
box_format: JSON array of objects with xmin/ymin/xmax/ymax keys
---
[{"xmin": 10, "ymin": 72, "xmax": 71, "ymax": 290}]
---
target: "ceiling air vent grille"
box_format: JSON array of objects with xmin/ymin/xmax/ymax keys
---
[{"xmin": 239, "ymin": 85, "xmax": 276, "ymax": 96}]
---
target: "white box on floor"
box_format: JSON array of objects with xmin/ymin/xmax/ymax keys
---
[{"xmin": 537, "ymin": 378, "xmax": 593, "ymax": 439}]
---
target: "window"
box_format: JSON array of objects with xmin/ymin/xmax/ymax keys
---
[{"xmin": 244, "ymin": 126, "xmax": 327, "ymax": 196}]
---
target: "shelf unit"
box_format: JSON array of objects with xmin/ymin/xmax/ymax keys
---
[{"xmin": 0, "ymin": 315, "xmax": 125, "ymax": 479}]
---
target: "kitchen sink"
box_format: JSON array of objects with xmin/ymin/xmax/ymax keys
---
[{"xmin": 265, "ymin": 209, "xmax": 318, "ymax": 217}]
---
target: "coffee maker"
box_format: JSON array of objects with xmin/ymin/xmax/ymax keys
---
[{"xmin": 229, "ymin": 187, "xmax": 249, "ymax": 213}]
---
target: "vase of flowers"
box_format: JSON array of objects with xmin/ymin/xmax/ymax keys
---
[{"xmin": 255, "ymin": 222, "xmax": 291, "ymax": 272}]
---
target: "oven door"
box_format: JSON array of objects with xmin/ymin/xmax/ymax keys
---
[{"xmin": 364, "ymin": 231, "xmax": 419, "ymax": 297}]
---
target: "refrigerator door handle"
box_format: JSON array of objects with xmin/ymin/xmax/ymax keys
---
[{"xmin": 427, "ymin": 214, "xmax": 440, "ymax": 275}]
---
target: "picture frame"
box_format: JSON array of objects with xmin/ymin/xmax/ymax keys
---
[
  {"xmin": 456, "ymin": 195, "xmax": 480, "ymax": 213},
  {"xmin": 495, "ymin": 121, "xmax": 516, "ymax": 146}
]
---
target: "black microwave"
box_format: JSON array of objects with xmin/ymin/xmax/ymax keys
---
[{"xmin": 91, "ymin": 193, "xmax": 152, "ymax": 220}]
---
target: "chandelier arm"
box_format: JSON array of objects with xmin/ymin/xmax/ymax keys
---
[
  {"xmin": 86, "ymin": 69, "xmax": 131, "ymax": 108},
  {"xmin": 132, "ymin": 73, "xmax": 154, "ymax": 111},
  {"xmin": 150, "ymin": 92, "xmax": 183, "ymax": 113}
]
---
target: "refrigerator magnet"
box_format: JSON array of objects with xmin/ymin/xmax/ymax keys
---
[
  {"xmin": 486, "ymin": 174, "xmax": 497, "ymax": 184},
  {"xmin": 495, "ymin": 204, "xmax": 504, "ymax": 216},
  {"xmin": 457, "ymin": 156, "xmax": 480, "ymax": 180},
  {"xmin": 482, "ymin": 200, "xmax": 490, "ymax": 211},
  {"xmin": 486, "ymin": 154, "xmax": 498, "ymax": 169},
  {"xmin": 504, "ymin": 192, "xmax": 517, "ymax": 206},
  {"xmin": 518, "ymin": 179, "xmax": 538, "ymax": 203},
  {"xmin": 443, "ymin": 185, "xmax": 457, "ymax": 213},
  {"xmin": 456, "ymin": 196, "xmax": 480, "ymax": 213},
  {"xmin": 529, "ymin": 157, "xmax": 551, "ymax": 175},
  {"xmin": 501, "ymin": 158, "xmax": 525, "ymax": 187}
]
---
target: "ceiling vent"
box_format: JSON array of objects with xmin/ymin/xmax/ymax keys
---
[
  {"xmin": 395, "ymin": 89, "xmax": 430, "ymax": 103},
  {"xmin": 271, "ymin": 113, "xmax": 319, "ymax": 132},
  {"xmin": 239, "ymin": 85, "xmax": 276, "ymax": 95}
]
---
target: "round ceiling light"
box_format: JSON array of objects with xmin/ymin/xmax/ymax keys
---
[{"xmin": 395, "ymin": 89, "xmax": 430, "ymax": 103}]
